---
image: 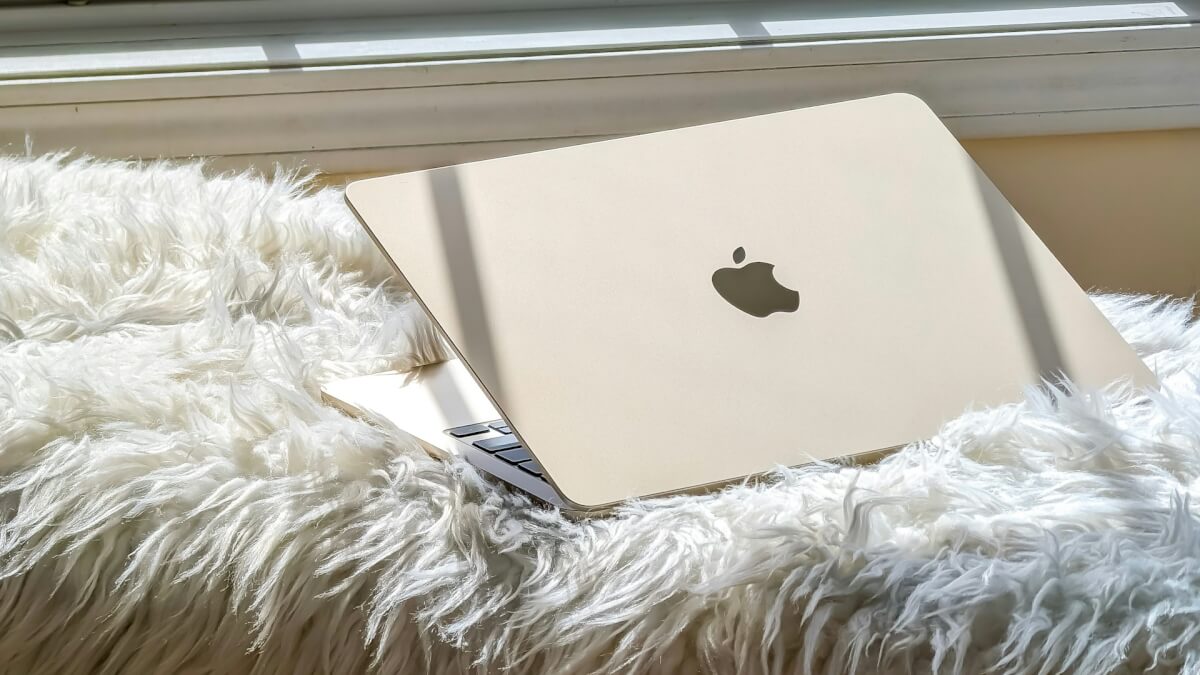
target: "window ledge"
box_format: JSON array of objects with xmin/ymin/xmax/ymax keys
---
[{"xmin": 1, "ymin": 1, "xmax": 1198, "ymax": 173}]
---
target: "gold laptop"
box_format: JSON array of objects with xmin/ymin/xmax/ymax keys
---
[{"xmin": 339, "ymin": 93, "xmax": 1155, "ymax": 515}]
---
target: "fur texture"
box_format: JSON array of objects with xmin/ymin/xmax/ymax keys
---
[{"xmin": 1, "ymin": 155, "xmax": 1199, "ymax": 674}]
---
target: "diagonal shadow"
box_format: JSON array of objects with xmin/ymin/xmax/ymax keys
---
[
  {"xmin": 427, "ymin": 167, "xmax": 506, "ymax": 404},
  {"xmin": 972, "ymin": 166, "xmax": 1069, "ymax": 386},
  {"xmin": 727, "ymin": 17, "xmax": 773, "ymax": 45},
  {"xmin": 259, "ymin": 38, "xmax": 302, "ymax": 71}
]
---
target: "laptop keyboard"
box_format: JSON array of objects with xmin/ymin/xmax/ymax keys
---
[{"xmin": 446, "ymin": 420, "xmax": 546, "ymax": 481}]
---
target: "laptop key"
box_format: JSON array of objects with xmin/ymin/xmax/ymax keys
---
[
  {"xmin": 488, "ymin": 421, "xmax": 511, "ymax": 433},
  {"xmin": 448, "ymin": 423, "xmax": 491, "ymax": 438},
  {"xmin": 496, "ymin": 447, "xmax": 533, "ymax": 464},
  {"xmin": 473, "ymin": 436, "xmax": 523, "ymax": 453},
  {"xmin": 518, "ymin": 460, "xmax": 543, "ymax": 477}
]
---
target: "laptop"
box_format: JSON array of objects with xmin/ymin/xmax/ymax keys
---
[{"xmin": 337, "ymin": 93, "xmax": 1155, "ymax": 516}]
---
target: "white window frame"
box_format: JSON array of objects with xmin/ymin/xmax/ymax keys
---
[{"xmin": 2, "ymin": 1, "xmax": 1198, "ymax": 173}]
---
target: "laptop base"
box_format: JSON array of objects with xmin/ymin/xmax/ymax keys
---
[{"xmin": 320, "ymin": 361, "xmax": 568, "ymax": 508}]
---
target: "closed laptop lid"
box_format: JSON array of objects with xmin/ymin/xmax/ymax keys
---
[{"xmin": 345, "ymin": 93, "xmax": 1155, "ymax": 509}]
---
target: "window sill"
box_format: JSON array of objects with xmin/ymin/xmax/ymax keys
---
[{"xmin": 1, "ymin": 2, "xmax": 1198, "ymax": 173}]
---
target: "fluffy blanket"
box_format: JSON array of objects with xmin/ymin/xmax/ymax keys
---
[{"xmin": 1, "ymin": 155, "xmax": 1198, "ymax": 675}]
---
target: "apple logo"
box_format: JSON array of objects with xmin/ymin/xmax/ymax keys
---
[{"xmin": 711, "ymin": 247, "xmax": 799, "ymax": 318}]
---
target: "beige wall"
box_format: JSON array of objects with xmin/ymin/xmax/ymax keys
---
[
  {"xmin": 324, "ymin": 128, "xmax": 1200, "ymax": 297},
  {"xmin": 964, "ymin": 130, "xmax": 1200, "ymax": 298}
]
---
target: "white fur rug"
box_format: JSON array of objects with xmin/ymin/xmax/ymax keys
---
[{"xmin": 2, "ymin": 155, "xmax": 1199, "ymax": 675}]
